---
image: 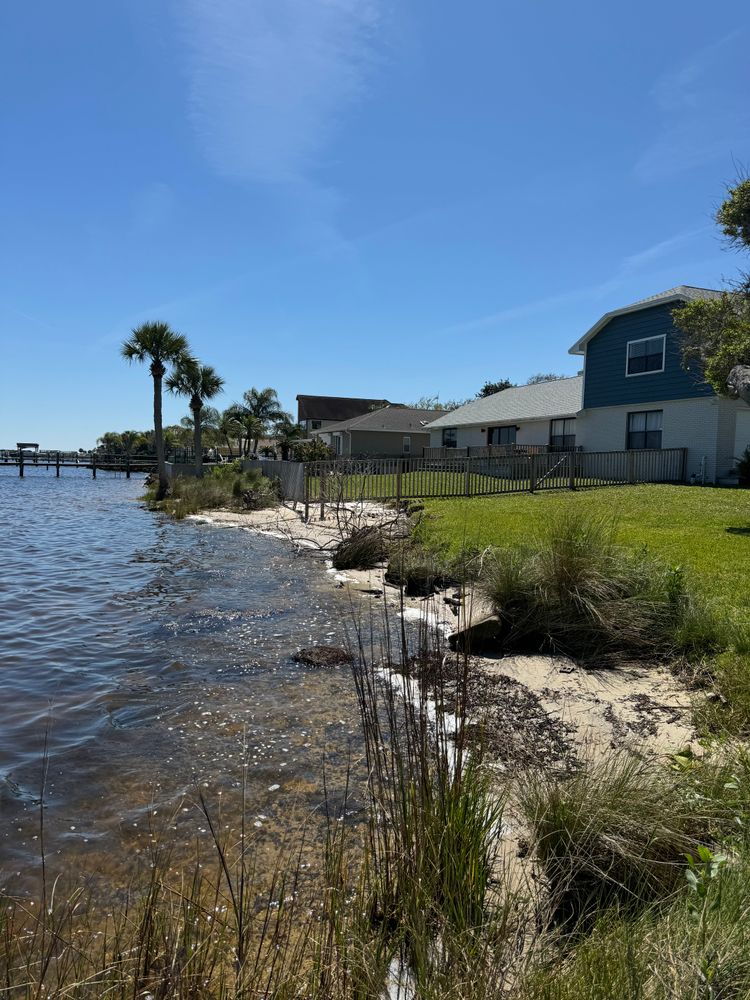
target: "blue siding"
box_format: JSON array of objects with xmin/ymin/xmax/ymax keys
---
[{"xmin": 583, "ymin": 302, "xmax": 714, "ymax": 409}]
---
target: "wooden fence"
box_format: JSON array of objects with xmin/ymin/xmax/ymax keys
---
[{"xmin": 298, "ymin": 448, "xmax": 686, "ymax": 513}]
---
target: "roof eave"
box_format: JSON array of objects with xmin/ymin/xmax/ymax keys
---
[{"xmin": 568, "ymin": 293, "xmax": 691, "ymax": 355}]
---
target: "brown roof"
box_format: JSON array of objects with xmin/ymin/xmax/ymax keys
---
[{"xmin": 296, "ymin": 394, "xmax": 392, "ymax": 422}]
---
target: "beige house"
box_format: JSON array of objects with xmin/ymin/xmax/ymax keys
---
[{"xmin": 313, "ymin": 406, "xmax": 438, "ymax": 458}]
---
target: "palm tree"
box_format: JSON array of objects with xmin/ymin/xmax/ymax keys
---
[
  {"xmin": 238, "ymin": 412, "xmax": 266, "ymax": 456},
  {"xmin": 166, "ymin": 361, "xmax": 225, "ymax": 476},
  {"xmin": 242, "ymin": 387, "xmax": 285, "ymax": 425},
  {"xmin": 274, "ymin": 418, "xmax": 303, "ymax": 461},
  {"xmin": 218, "ymin": 408, "xmax": 241, "ymax": 459},
  {"xmin": 121, "ymin": 322, "xmax": 191, "ymax": 499}
]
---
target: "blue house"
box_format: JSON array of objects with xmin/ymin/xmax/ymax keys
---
[
  {"xmin": 570, "ymin": 286, "xmax": 748, "ymax": 483},
  {"xmin": 428, "ymin": 286, "xmax": 750, "ymax": 483}
]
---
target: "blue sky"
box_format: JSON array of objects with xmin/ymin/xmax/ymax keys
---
[{"xmin": 1, "ymin": 0, "xmax": 748, "ymax": 448}]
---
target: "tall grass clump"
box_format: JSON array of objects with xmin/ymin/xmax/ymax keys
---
[
  {"xmin": 332, "ymin": 525, "xmax": 388, "ymax": 570},
  {"xmin": 147, "ymin": 461, "xmax": 279, "ymax": 518},
  {"xmin": 480, "ymin": 510, "xmax": 721, "ymax": 660},
  {"xmin": 693, "ymin": 650, "xmax": 750, "ymax": 737},
  {"xmin": 523, "ymin": 853, "xmax": 750, "ymax": 999},
  {"xmin": 518, "ymin": 753, "xmax": 705, "ymax": 927},
  {"xmin": 349, "ymin": 624, "xmax": 526, "ymax": 994}
]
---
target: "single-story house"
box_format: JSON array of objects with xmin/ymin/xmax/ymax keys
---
[
  {"xmin": 296, "ymin": 394, "xmax": 392, "ymax": 434},
  {"xmin": 428, "ymin": 286, "xmax": 750, "ymax": 483},
  {"xmin": 313, "ymin": 405, "xmax": 438, "ymax": 458},
  {"xmin": 427, "ymin": 377, "xmax": 583, "ymax": 452}
]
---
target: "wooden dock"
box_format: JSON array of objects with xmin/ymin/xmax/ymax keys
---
[{"xmin": 0, "ymin": 450, "xmax": 157, "ymax": 478}]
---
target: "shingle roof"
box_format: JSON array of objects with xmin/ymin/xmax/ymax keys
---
[
  {"xmin": 427, "ymin": 378, "xmax": 583, "ymax": 429},
  {"xmin": 296, "ymin": 394, "xmax": 392, "ymax": 422},
  {"xmin": 569, "ymin": 285, "xmax": 723, "ymax": 354},
  {"xmin": 320, "ymin": 406, "xmax": 440, "ymax": 435}
]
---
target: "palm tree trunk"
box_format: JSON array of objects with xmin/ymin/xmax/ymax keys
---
[
  {"xmin": 153, "ymin": 371, "xmax": 169, "ymax": 500},
  {"xmin": 193, "ymin": 402, "xmax": 203, "ymax": 478}
]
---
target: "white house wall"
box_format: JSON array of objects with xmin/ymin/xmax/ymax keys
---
[
  {"xmin": 428, "ymin": 419, "xmax": 554, "ymax": 450},
  {"xmin": 577, "ymin": 396, "xmax": 727, "ymax": 482},
  {"xmin": 734, "ymin": 408, "xmax": 750, "ymax": 461}
]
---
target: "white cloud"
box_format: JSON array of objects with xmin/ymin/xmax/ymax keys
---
[
  {"xmin": 635, "ymin": 30, "xmax": 748, "ymax": 183},
  {"xmin": 436, "ymin": 228, "xmax": 709, "ymax": 340},
  {"xmin": 177, "ymin": 0, "xmax": 384, "ymax": 184}
]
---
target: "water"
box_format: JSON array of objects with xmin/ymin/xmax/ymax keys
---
[{"xmin": 0, "ymin": 469, "xmax": 364, "ymax": 891}]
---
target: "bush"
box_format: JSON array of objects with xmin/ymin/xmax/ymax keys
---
[
  {"xmin": 146, "ymin": 465, "xmax": 279, "ymax": 518},
  {"xmin": 385, "ymin": 542, "xmax": 455, "ymax": 596},
  {"xmin": 518, "ymin": 754, "xmax": 705, "ymax": 926},
  {"xmin": 332, "ymin": 526, "xmax": 388, "ymax": 570},
  {"xmin": 479, "ymin": 511, "xmax": 717, "ymax": 660}
]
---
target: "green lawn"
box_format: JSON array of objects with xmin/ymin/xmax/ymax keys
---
[
  {"xmin": 306, "ymin": 470, "xmax": 512, "ymax": 501},
  {"xmin": 419, "ymin": 485, "xmax": 750, "ymax": 616}
]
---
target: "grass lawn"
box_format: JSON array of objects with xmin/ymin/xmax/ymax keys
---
[
  {"xmin": 419, "ymin": 484, "xmax": 750, "ymax": 616},
  {"xmin": 305, "ymin": 470, "xmax": 509, "ymax": 501}
]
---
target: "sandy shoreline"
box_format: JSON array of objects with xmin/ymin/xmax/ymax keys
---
[{"xmin": 188, "ymin": 501, "xmax": 697, "ymax": 768}]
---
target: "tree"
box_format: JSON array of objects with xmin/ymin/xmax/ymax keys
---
[
  {"xmin": 121, "ymin": 322, "xmax": 191, "ymax": 499},
  {"xmin": 674, "ymin": 177, "xmax": 750, "ymax": 405},
  {"xmin": 167, "ymin": 361, "xmax": 225, "ymax": 477},
  {"xmin": 274, "ymin": 418, "xmax": 303, "ymax": 460},
  {"xmin": 226, "ymin": 388, "xmax": 288, "ymax": 456},
  {"xmin": 242, "ymin": 387, "xmax": 285, "ymax": 425},
  {"xmin": 217, "ymin": 408, "xmax": 241, "ymax": 458},
  {"xmin": 526, "ymin": 373, "xmax": 567, "ymax": 384},
  {"xmin": 476, "ymin": 379, "xmax": 515, "ymax": 398}
]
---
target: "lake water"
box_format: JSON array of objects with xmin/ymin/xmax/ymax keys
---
[{"xmin": 0, "ymin": 468, "xmax": 365, "ymax": 892}]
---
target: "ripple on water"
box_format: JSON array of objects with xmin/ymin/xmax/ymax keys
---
[{"xmin": 0, "ymin": 469, "xmax": 364, "ymax": 892}]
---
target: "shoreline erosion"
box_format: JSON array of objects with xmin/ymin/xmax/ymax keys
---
[{"xmin": 187, "ymin": 501, "xmax": 697, "ymax": 768}]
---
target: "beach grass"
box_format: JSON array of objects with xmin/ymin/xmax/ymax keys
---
[{"xmin": 417, "ymin": 484, "xmax": 750, "ymax": 616}]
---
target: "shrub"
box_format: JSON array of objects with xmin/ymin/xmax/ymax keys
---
[
  {"xmin": 479, "ymin": 511, "xmax": 717, "ymax": 660},
  {"xmin": 146, "ymin": 465, "xmax": 279, "ymax": 518},
  {"xmin": 332, "ymin": 526, "xmax": 389, "ymax": 570},
  {"xmin": 294, "ymin": 439, "xmax": 335, "ymax": 462},
  {"xmin": 518, "ymin": 754, "xmax": 705, "ymax": 926},
  {"xmin": 384, "ymin": 541, "xmax": 459, "ymax": 596}
]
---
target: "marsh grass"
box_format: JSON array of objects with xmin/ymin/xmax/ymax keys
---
[
  {"xmin": 479, "ymin": 511, "xmax": 722, "ymax": 660},
  {"xmin": 5, "ymin": 601, "xmax": 750, "ymax": 998},
  {"xmin": 518, "ymin": 754, "xmax": 706, "ymax": 929},
  {"xmin": 146, "ymin": 462, "xmax": 279, "ymax": 519},
  {"xmin": 332, "ymin": 525, "xmax": 388, "ymax": 570}
]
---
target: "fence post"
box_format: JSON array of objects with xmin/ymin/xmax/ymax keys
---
[
  {"xmin": 56, "ymin": 451, "xmax": 61, "ymax": 477},
  {"xmin": 464, "ymin": 457, "xmax": 471, "ymax": 496},
  {"xmin": 529, "ymin": 453, "xmax": 536, "ymax": 493},
  {"xmin": 627, "ymin": 450, "xmax": 635, "ymax": 484},
  {"xmin": 304, "ymin": 464, "xmax": 310, "ymax": 522},
  {"xmin": 568, "ymin": 451, "xmax": 575, "ymax": 490},
  {"xmin": 319, "ymin": 466, "xmax": 325, "ymax": 521},
  {"xmin": 396, "ymin": 460, "xmax": 402, "ymax": 504}
]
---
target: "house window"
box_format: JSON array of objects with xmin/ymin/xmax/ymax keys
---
[
  {"xmin": 333, "ymin": 434, "xmax": 342, "ymax": 455},
  {"xmin": 403, "ymin": 435, "xmax": 411, "ymax": 455},
  {"xmin": 442, "ymin": 428, "xmax": 457, "ymax": 448},
  {"xmin": 626, "ymin": 335, "xmax": 665, "ymax": 376},
  {"xmin": 627, "ymin": 410, "xmax": 662, "ymax": 450},
  {"xmin": 487, "ymin": 426, "xmax": 517, "ymax": 445},
  {"xmin": 311, "ymin": 420, "xmax": 322, "ymax": 430},
  {"xmin": 550, "ymin": 418, "xmax": 576, "ymax": 451}
]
